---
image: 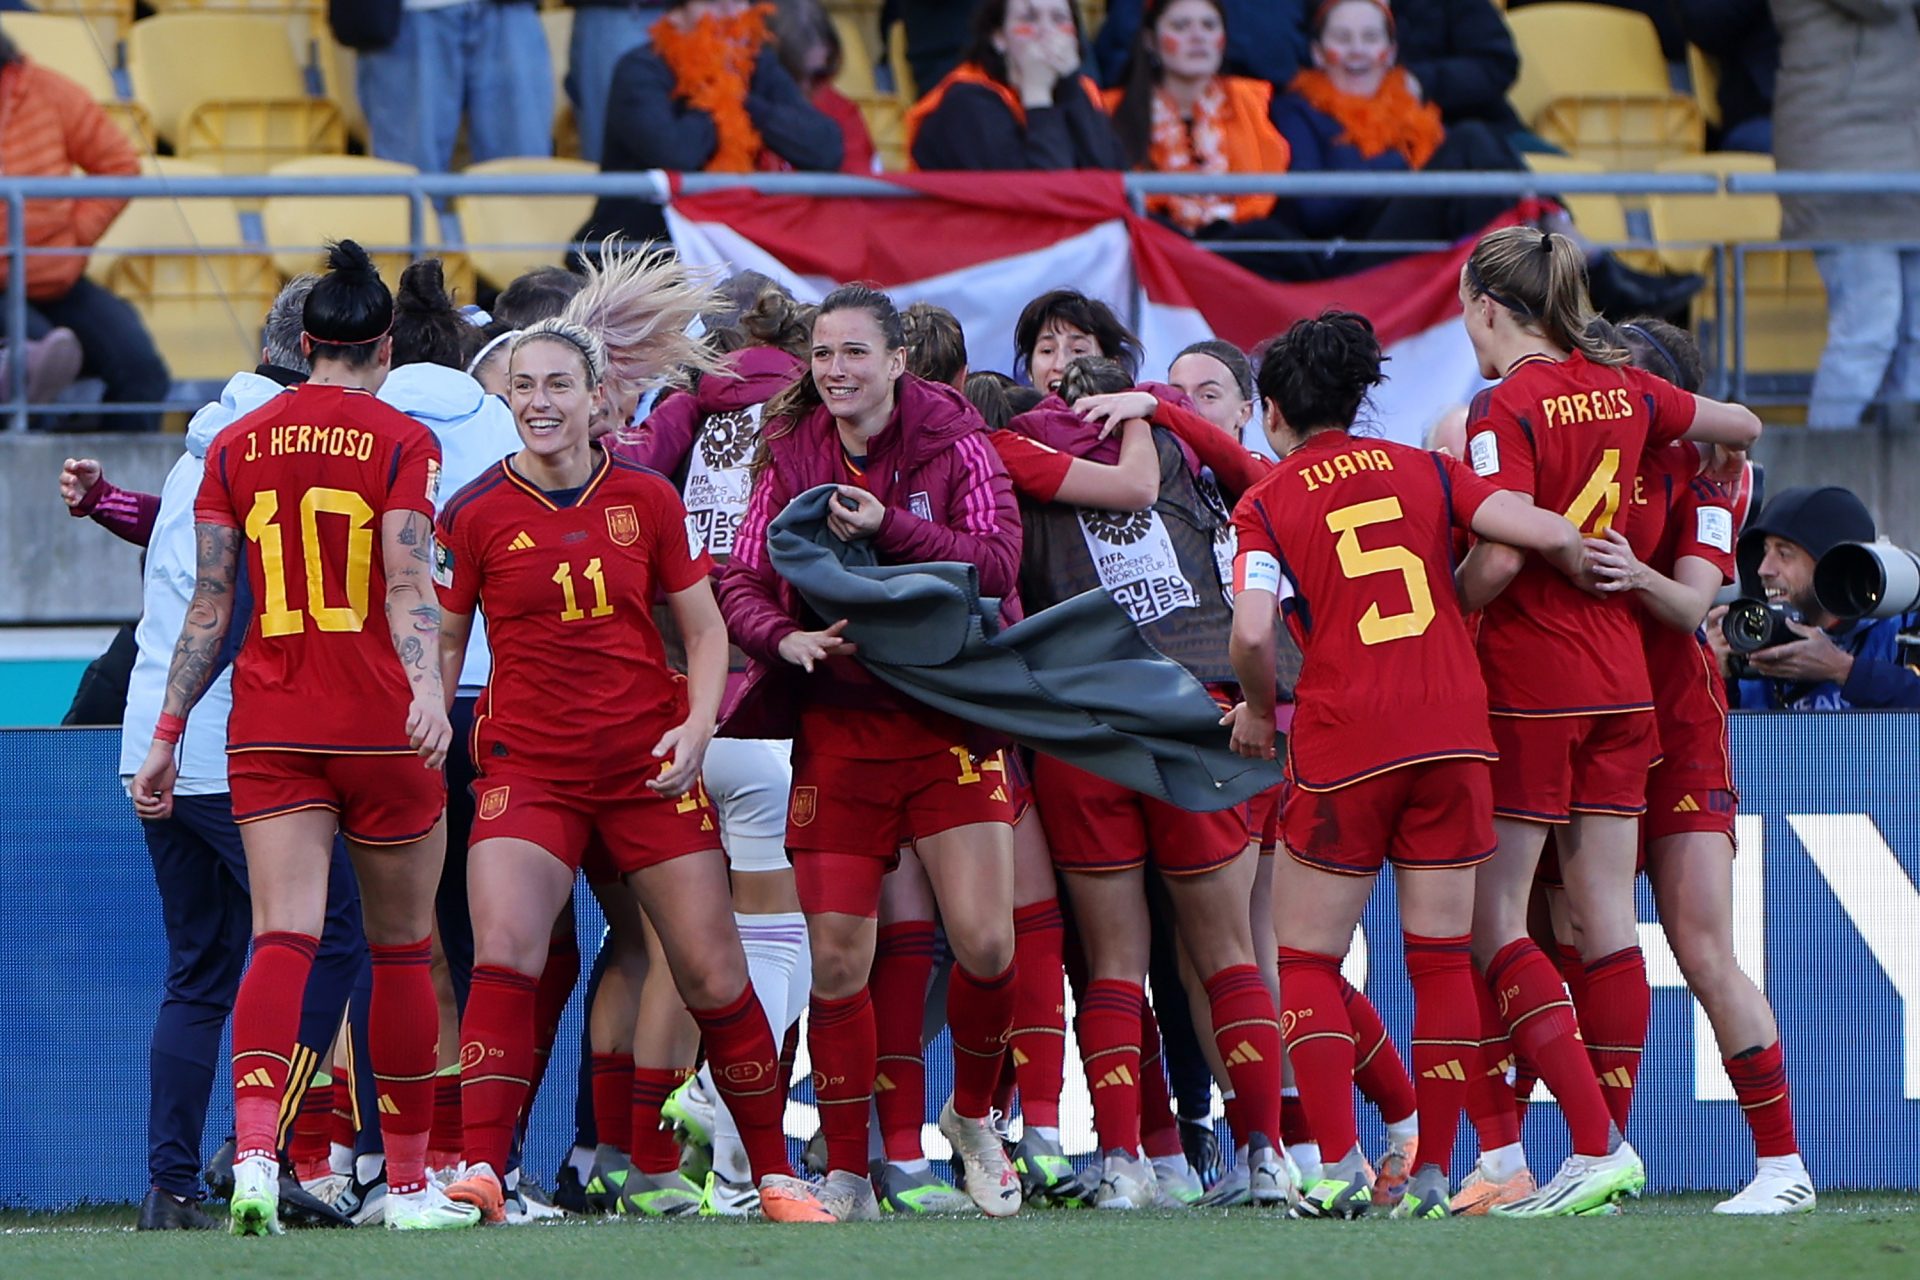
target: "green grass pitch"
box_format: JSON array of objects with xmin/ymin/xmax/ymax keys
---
[{"xmin": 4, "ymin": 1197, "xmax": 1916, "ymax": 1280}]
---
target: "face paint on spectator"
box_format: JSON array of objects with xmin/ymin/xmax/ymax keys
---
[
  {"xmin": 1312, "ymin": 0, "xmax": 1396, "ymax": 98},
  {"xmin": 1155, "ymin": 0, "xmax": 1227, "ymax": 81}
]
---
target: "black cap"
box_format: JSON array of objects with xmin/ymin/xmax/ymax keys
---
[{"xmin": 1736, "ymin": 485, "xmax": 1876, "ymax": 590}]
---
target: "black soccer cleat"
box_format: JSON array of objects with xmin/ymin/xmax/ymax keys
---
[
  {"xmin": 202, "ymin": 1136, "xmax": 237, "ymax": 1200},
  {"xmin": 277, "ymin": 1170, "xmax": 355, "ymax": 1228},
  {"xmin": 137, "ymin": 1187, "xmax": 219, "ymax": 1231}
]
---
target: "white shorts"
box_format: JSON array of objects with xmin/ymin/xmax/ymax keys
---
[{"xmin": 702, "ymin": 738, "xmax": 794, "ymax": 874}]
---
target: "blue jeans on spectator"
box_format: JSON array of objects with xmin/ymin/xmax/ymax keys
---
[
  {"xmin": 358, "ymin": 0, "xmax": 554, "ymax": 174},
  {"xmin": 569, "ymin": 5, "xmax": 666, "ymax": 166},
  {"xmin": 25, "ymin": 277, "xmax": 169, "ymax": 432},
  {"xmin": 1810, "ymin": 247, "xmax": 1920, "ymax": 428},
  {"xmin": 143, "ymin": 794, "xmax": 364, "ymax": 1198}
]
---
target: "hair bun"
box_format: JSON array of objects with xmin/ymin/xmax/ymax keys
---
[
  {"xmin": 396, "ymin": 259, "xmax": 448, "ymax": 315},
  {"xmin": 325, "ymin": 239, "xmax": 379, "ymax": 282}
]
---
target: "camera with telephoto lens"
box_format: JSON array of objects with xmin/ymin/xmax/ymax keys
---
[{"xmin": 1813, "ymin": 541, "xmax": 1920, "ymax": 620}]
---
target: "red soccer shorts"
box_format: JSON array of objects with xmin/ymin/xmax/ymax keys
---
[
  {"xmin": 787, "ymin": 745, "xmax": 1016, "ymax": 916},
  {"xmin": 469, "ymin": 767, "xmax": 720, "ymax": 878},
  {"xmin": 1282, "ymin": 758, "xmax": 1495, "ymax": 876},
  {"xmin": 1248, "ymin": 783, "xmax": 1284, "ymax": 856},
  {"xmin": 1489, "ymin": 711, "xmax": 1658, "ymax": 824},
  {"xmin": 1033, "ymin": 754, "xmax": 1249, "ymax": 877},
  {"xmin": 229, "ymin": 750, "xmax": 445, "ymax": 846},
  {"xmin": 1643, "ymin": 780, "xmax": 1738, "ymax": 843}
]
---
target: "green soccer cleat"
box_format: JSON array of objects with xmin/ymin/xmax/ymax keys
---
[
  {"xmin": 1391, "ymin": 1165, "xmax": 1453, "ymax": 1220},
  {"xmin": 228, "ymin": 1155, "xmax": 284, "ymax": 1237},
  {"xmin": 662, "ymin": 1075, "xmax": 715, "ymax": 1149},
  {"xmin": 1294, "ymin": 1147, "xmax": 1374, "ymax": 1220},
  {"xmin": 615, "ymin": 1168, "xmax": 705, "ymax": 1218},
  {"xmin": 1492, "ymin": 1143, "xmax": 1647, "ymax": 1218},
  {"xmin": 873, "ymin": 1160, "xmax": 975, "ymax": 1214},
  {"xmin": 1012, "ymin": 1130, "xmax": 1091, "ymax": 1207},
  {"xmin": 582, "ymin": 1145, "xmax": 633, "ymax": 1215}
]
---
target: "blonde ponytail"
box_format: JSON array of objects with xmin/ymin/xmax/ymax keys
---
[
  {"xmin": 1464, "ymin": 226, "xmax": 1629, "ymax": 367},
  {"xmin": 562, "ymin": 239, "xmax": 727, "ymax": 414}
]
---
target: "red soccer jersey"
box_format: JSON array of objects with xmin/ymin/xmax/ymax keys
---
[
  {"xmin": 989, "ymin": 431, "xmax": 1074, "ymax": 503},
  {"xmin": 1466, "ymin": 350, "xmax": 1697, "ymax": 715},
  {"xmin": 1231, "ymin": 433, "xmax": 1500, "ymax": 791},
  {"xmin": 195, "ymin": 384, "xmax": 440, "ymax": 754},
  {"xmin": 436, "ymin": 451, "xmax": 715, "ymax": 778}
]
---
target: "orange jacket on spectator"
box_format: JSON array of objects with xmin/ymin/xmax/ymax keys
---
[
  {"xmin": 0, "ymin": 57, "xmax": 138, "ymax": 300},
  {"xmin": 1101, "ymin": 75, "xmax": 1289, "ymax": 230}
]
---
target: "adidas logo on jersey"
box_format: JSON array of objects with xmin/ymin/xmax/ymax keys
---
[
  {"xmin": 1421, "ymin": 1059, "xmax": 1468, "ymax": 1082},
  {"xmin": 1673, "ymin": 794, "xmax": 1701, "ymax": 813},
  {"xmin": 1011, "ymin": 1048, "xmax": 1030, "ymax": 1067},
  {"xmin": 509, "ymin": 531, "xmax": 535, "ymax": 551},
  {"xmin": 1225, "ymin": 1040, "xmax": 1264, "ymax": 1067},
  {"xmin": 989, "ymin": 786, "xmax": 1008, "ymax": 803}
]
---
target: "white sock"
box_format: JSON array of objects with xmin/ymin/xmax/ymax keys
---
[
  {"xmin": 709, "ymin": 912, "xmax": 810, "ymax": 1183},
  {"xmin": 329, "ymin": 1142, "xmax": 353, "ymax": 1177},
  {"xmin": 1481, "ymin": 1142, "xmax": 1527, "ymax": 1182},
  {"xmin": 355, "ymin": 1154, "xmax": 385, "ymax": 1185},
  {"xmin": 1385, "ymin": 1114, "xmax": 1418, "ymax": 1147},
  {"xmin": 1288, "ymin": 1142, "xmax": 1322, "ymax": 1180},
  {"xmin": 1758, "ymin": 1153, "xmax": 1808, "ymax": 1178}
]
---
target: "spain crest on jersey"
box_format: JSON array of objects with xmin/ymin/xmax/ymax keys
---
[
  {"xmin": 478, "ymin": 785, "xmax": 510, "ymax": 821},
  {"xmin": 789, "ymin": 785, "xmax": 818, "ymax": 827},
  {"xmin": 606, "ymin": 504, "xmax": 640, "ymax": 546}
]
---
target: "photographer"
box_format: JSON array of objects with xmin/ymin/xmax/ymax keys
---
[{"xmin": 1706, "ymin": 486, "xmax": 1920, "ymax": 710}]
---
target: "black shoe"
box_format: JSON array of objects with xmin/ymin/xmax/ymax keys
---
[
  {"xmin": 202, "ymin": 1136, "xmax": 236, "ymax": 1201},
  {"xmin": 1586, "ymin": 253, "xmax": 1704, "ymax": 321},
  {"xmin": 277, "ymin": 1171, "xmax": 355, "ymax": 1228},
  {"xmin": 1179, "ymin": 1116, "xmax": 1223, "ymax": 1188},
  {"xmin": 553, "ymin": 1163, "xmax": 588, "ymax": 1214},
  {"xmin": 137, "ymin": 1187, "xmax": 218, "ymax": 1231}
]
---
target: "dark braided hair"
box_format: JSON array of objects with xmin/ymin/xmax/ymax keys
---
[{"xmin": 1255, "ymin": 310, "xmax": 1387, "ymax": 435}]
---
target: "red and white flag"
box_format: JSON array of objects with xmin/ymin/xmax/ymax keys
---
[{"xmin": 666, "ymin": 171, "xmax": 1513, "ymax": 451}]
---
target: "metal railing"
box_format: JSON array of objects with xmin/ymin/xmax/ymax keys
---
[{"xmin": 4, "ymin": 167, "xmax": 1912, "ymax": 430}]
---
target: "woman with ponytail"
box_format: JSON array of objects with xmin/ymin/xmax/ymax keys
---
[
  {"xmin": 432, "ymin": 247, "xmax": 832, "ymax": 1226},
  {"xmin": 130, "ymin": 241, "xmax": 474, "ymax": 1234},
  {"xmin": 1452, "ymin": 225, "xmax": 1760, "ymax": 1217},
  {"xmin": 719, "ymin": 283, "xmax": 1026, "ymax": 1222}
]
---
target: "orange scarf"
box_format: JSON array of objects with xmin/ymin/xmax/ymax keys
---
[
  {"xmin": 650, "ymin": 5, "xmax": 774, "ymax": 173},
  {"xmin": 1288, "ymin": 66, "xmax": 1443, "ymax": 170}
]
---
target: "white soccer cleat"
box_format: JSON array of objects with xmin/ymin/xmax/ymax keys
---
[
  {"xmin": 1492, "ymin": 1142, "xmax": 1646, "ymax": 1218},
  {"xmin": 300, "ymin": 1172, "xmax": 350, "ymax": 1207},
  {"xmin": 938, "ymin": 1099, "xmax": 1022, "ymax": 1217},
  {"xmin": 1714, "ymin": 1157, "xmax": 1815, "ymax": 1215},
  {"xmin": 1092, "ymin": 1150, "xmax": 1158, "ymax": 1211},
  {"xmin": 385, "ymin": 1181, "xmax": 482, "ymax": 1230}
]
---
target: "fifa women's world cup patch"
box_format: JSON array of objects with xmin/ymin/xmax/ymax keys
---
[
  {"xmin": 605, "ymin": 505, "xmax": 640, "ymax": 546},
  {"xmin": 433, "ymin": 539, "xmax": 455, "ymax": 589}
]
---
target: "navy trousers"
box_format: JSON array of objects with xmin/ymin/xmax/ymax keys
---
[{"xmin": 143, "ymin": 794, "xmax": 365, "ymax": 1197}]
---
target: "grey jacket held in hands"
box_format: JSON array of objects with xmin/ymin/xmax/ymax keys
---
[{"xmin": 760, "ymin": 484, "xmax": 1283, "ymax": 813}]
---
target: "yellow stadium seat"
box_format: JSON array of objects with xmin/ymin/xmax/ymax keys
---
[
  {"xmin": 5, "ymin": 13, "xmax": 155, "ymax": 150},
  {"xmin": 456, "ymin": 157, "xmax": 597, "ymax": 290},
  {"xmin": 1507, "ymin": 3, "xmax": 1703, "ymax": 167},
  {"xmin": 143, "ymin": 0, "xmax": 327, "ymax": 56},
  {"xmin": 539, "ymin": 9, "xmax": 579, "ymax": 158},
  {"xmin": 887, "ymin": 15, "xmax": 916, "ymax": 101},
  {"xmin": 127, "ymin": 14, "xmax": 344, "ymax": 172},
  {"xmin": 1646, "ymin": 154, "xmax": 1824, "ymax": 378},
  {"xmin": 26, "ymin": 0, "xmax": 133, "ymax": 52},
  {"xmin": 87, "ymin": 158, "xmax": 283, "ymax": 380},
  {"xmin": 1520, "ymin": 153, "xmax": 1629, "ymax": 246},
  {"xmin": 259, "ymin": 156, "xmax": 478, "ymax": 301},
  {"xmin": 1686, "ymin": 44, "xmax": 1721, "ymax": 131},
  {"xmin": 831, "ymin": 12, "xmax": 879, "ymax": 98}
]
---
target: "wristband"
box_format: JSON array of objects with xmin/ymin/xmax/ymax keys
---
[{"xmin": 153, "ymin": 712, "xmax": 186, "ymax": 746}]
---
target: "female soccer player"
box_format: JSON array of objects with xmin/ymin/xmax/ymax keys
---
[
  {"xmin": 1583, "ymin": 319, "xmax": 1813, "ymax": 1215},
  {"xmin": 130, "ymin": 241, "xmax": 476, "ymax": 1234},
  {"xmin": 1454, "ymin": 226, "xmax": 1761, "ymax": 1216},
  {"xmin": 1223, "ymin": 310, "xmax": 1587, "ymax": 1219},
  {"xmin": 432, "ymin": 254, "xmax": 831, "ymax": 1227},
  {"xmin": 718, "ymin": 284, "xmax": 1025, "ymax": 1222}
]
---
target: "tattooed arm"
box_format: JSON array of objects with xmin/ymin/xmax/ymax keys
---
[
  {"xmin": 385, "ymin": 509, "xmax": 452, "ymax": 769},
  {"xmin": 130, "ymin": 522, "xmax": 240, "ymax": 819}
]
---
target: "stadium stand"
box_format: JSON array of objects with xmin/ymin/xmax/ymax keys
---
[
  {"xmin": 5, "ymin": 12, "xmax": 153, "ymax": 150},
  {"xmin": 1507, "ymin": 3, "xmax": 1704, "ymax": 167},
  {"xmin": 455, "ymin": 156, "xmax": 598, "ymax": 289}
]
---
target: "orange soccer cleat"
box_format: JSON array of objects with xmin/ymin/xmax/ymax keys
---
[
  {"xmin": 1449, "ymin": 1161, "xmax": 1536, "ymax": 1216},
  {"xmin": 1372, "ymin": 1136, "xmax": 1418, "ymax": 1207},
  {"xmin": 444, "ymin": 1162, "xmax": 507, "ymax": 1225},
  {"xmin": 757, "ymin": 1174, "xmax": 836, "ymax": 1223}
]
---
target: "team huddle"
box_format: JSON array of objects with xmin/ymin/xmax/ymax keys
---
[{"xmin": 121, "ymin": 222, "xmax": 1812, "ymax": 1236}]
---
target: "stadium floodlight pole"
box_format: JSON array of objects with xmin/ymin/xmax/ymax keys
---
[{"xmin": 5, "ymin": 190, "xmax": 26, "ymax": 432}]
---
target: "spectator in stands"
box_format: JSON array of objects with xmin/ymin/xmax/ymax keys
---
[
  {"xmin": 1106, "ymin": 0, "xmax": 1292, "ymax": 242},
  {"xmin": 1705, "ymin": 486, "xmax": 1920, "ymax": 710},
  {"xmin": 569, "ymin": 2, "xmax": 671, "ymax": 165},
  {"xmin": 1771, "ymin": 0, "xmax": 1920, "ymax": 428},
  {"xmin": 892, "ymin": 0, "xmax": 974, "ymax": 94},
  {"xmin": 1390, "ymin": 0, "xmax": 1527, "ymax": 142},
  {"xmin": 908, "ymin": 0, "xmax": 1124, "ymax": 170},
  {"xmin": 1092, "ymin": 0, "xmax": 1308, "ymax": 89},
  {"xmin": 584, "ymin": 0, "xmax": 844, "ymax": 245},
  {"xmin": 0, "ymin": 25, "xmax": 169, "ymax": 431},
  {"xmin": 775, "ymin": 0, "xmax": 879, "ymax": 173},
  {"xmin": 347, "ymin": 0, "xmax": 553, "ymax": 174},
  {"xmin": 1681, "ymin": 0, "xmax": 1777, "ymax": 153}
]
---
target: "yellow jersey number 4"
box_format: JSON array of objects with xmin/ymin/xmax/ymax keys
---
[{"xmin": 1325, "ymin": 496, "xmax": 1436, "ymax": 646}]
